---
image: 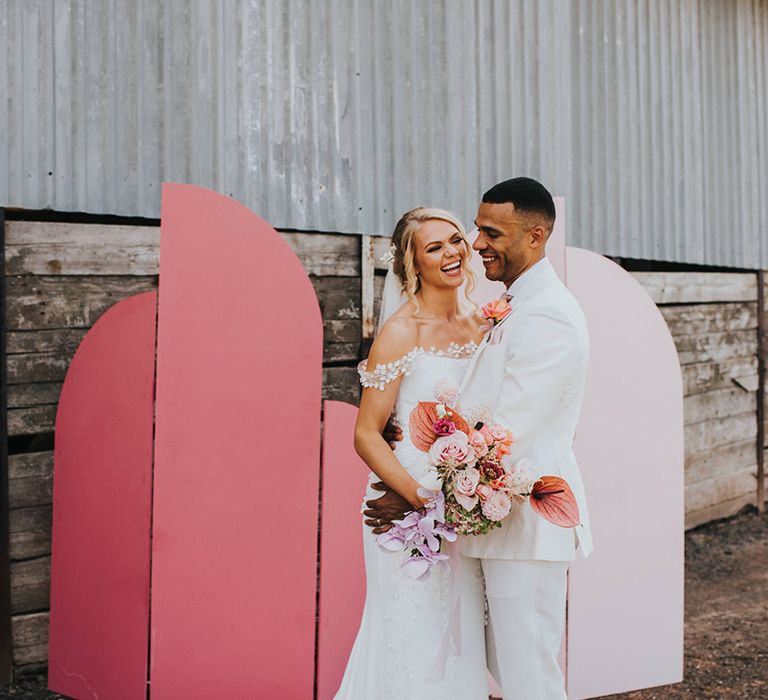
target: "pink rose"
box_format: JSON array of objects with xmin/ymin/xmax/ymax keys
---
[
  {"xmin": 433, "ymin": 419, "xmax": 456, "ymax": 437},
  {"xmin": 468, "ymin": 430, "xmax": 489, "ymax": 458},
  {"xmin": 475, "ymin": 484, "xmax": 493, "ymax": 501},
  {"xmin": 479, "ymin": 425, "xmax": 494, "ymax": 445},
  {"xmin": 428, "ymin": 432, "xmax": 476, "ymax": 467},
  {"xmin": 481, "ymin": 299, "xmax": 512, "ymax": 323},
  {"xmin": 490, "ymin": 425, "xmax": 509, "ymax": 442},
  {"xmin": 452, "ymin": 467, "xmax": 481, "ymax": 511},
  {"xmin": 481, "ymin": 491, "xmax": 512, "ymax": 521}
]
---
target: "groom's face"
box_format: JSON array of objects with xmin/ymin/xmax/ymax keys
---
[{"xmin": 473, "ymin": 202, "xmax": 546, "ymax": 287}]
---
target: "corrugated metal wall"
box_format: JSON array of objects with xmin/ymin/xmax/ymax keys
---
[{"xmin": 1, "ymin": 0, "xmax": 767, "ymax": 267}]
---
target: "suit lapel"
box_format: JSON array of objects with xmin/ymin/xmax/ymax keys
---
[
  {"xmin": 460, "ymin": 305, "xmax": 517, "ymax": 392},
  {"xmin": 461, "ymin": 259, "xmax": 559, "ymax": 394},
  {"xmin": 460, "ymin": 333, "xmax": 491, "ymax": 392}
]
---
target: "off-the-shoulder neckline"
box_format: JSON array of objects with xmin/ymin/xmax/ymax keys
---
[{"xmin": 358, "ymin": 340, "xmax": 478, "ymax": 372}]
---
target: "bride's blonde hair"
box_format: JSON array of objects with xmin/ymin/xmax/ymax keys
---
[{"xmin": 390, "ymin": 207, "xmax": 476, "ymax": 311}]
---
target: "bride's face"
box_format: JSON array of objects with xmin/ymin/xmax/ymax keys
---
[{"xmin": 412, "ymin": 219, "xmax": 469, "ymax": 291}]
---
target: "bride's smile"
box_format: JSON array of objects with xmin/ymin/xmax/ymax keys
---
[
  {"xmin": 413, "ymin": 218, "xmax": 471, "ymax": 290},
  {"xmin": 440, "ymin": 259, "xmax": 462, "ymax": 276}
]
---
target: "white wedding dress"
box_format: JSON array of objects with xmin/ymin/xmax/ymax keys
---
[{"xmin": 334, "ymin": 341, "xmax": 489, "ymax": 700}]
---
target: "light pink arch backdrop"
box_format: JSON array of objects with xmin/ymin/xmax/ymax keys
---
[
  {"xmin": 567, "ymin": 247, "xmax": 684, "ymax": 698},
  {"xmin": 149, "ymin": 184, "xmax": 323, "ymax": 698}
]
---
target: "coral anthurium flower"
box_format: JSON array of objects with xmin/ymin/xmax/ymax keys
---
[
  {"xmin": 409, "ymin": 401, "xmax": 470, "ymax": 451},
  {"xmin": 529, "ymin": 476, "xmax": 580, "ymax": 527}
]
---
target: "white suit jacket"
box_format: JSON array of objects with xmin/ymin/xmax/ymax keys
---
[{"xmin": 459, "ymin": 257, "xmax": 592, "ymax": 561}]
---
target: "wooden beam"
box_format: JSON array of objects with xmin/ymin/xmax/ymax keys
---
[
  {"xmin": 360, "ymin": 235, "xmax": 375, "ymax": 350},
  {"xmin": 632, "ymin": 271, "xmax": 757, "ymax": 304},
  {"xmin": 0, "ymin": 208, "xmax": 12, "ymax": 683},
  {"xmin": 757, "ymin": 270, "xmax": 765, "ymax": 513}
]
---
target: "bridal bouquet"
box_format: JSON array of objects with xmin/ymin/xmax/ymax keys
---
[
  {"xmin": 377, "ymin": 400, "xmax": 580, "ymax": 580},
  {"xmin": 410, "ymin": 401, "xmax": 580, "ymax": 537}
]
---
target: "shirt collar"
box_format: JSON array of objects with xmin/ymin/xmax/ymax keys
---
[{"xmin": 506, "ymin": 257, "xmax": 554, "ymax": 300}]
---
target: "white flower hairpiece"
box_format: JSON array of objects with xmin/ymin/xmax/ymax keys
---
[{"xmin": 380, "ymin": 243, "xmax": 396, "ymax": 265}]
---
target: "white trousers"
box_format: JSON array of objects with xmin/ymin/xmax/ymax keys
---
[{"xmin": 465, "ymin": 558, "xmax": 569, "ymax": 700}]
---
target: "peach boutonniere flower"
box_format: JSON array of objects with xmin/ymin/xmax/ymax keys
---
[{"xmin": 480, "ymin": 299, "xmax": 512, "ymax": 332}]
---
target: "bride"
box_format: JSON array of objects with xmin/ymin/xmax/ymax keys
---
[{"xmin": 334, "ymin": 208, "xmax": 490, "ymax": 699}]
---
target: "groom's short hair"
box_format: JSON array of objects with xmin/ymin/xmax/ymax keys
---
[{"xmin": 482, "ymin": 177, "xmax": 556, "ymax": 231}]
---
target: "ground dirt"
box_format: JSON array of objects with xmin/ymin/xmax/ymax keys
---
[{"xmin": 1, "ymin": 508, "xmax": 766, "ymax": 699}]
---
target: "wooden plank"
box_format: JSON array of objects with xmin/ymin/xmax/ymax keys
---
[
  {"xmin": 8, "ymin": 452, "xmax": 54, "ymax": 509},
  {"xmin": 5, "ymin": 275, "xmax": 158, "ymax": 330},
  {"xmin": 10, "ymin": 612, "xmax": 48, "ymax": 667},
  {"xmin": 5, "ymin": 221, "xmax": 160, "ymax": 276},
  {"xmin": 9, "ymin": 506, "xmax": 52, "ymax": 561},
  {"xmin": 7, "ymin": 406, "xmax": 56, "ymax": 436},
  {"xmin": 372, "ymin": 235, "xmax": 392, "ymax": 272},
  {"xmin": 373, "ymin": 273, "xmax": 385, "ymax": 322},
  {"xmin": 660, "ymin": 302, "xmax": 757, "ymax": 335},
  {"xmin": 361, "ymin": 235, "xmax": 375, "ymax": 339},
  {"xmin": 280, "ymin": 231, "xmax": 360, "ymax": 277},
  {"xmin": 632, "ymin": 271, "xmax": 757, "ymax": 304},
  {"xmin": 685, "ymin": 467, "xmax": 757, "ymax": 515},
  {"xmin": 6, "ymin": 328, "xmax": 87, "ymax": 354},
  {"xmin": 757, "ymin": 270, "xmax": 765, "ymax": 514},
  {"xmin": 7, "ymin": 382, "xmax": 61, "ymax": 409},
  {"xmin": 311, "ymin": 277, "xmax": 361, "ymax": 320},
  {"xmin": 682, "ymin": 356, "xmax": 758, "ymax": 396},
  {"xmin": 7, "ymin": 351, "xmax": 72, "ymax": 385},
  {"xmin": 685, "ymin": 492, "xmax": 756, "ymax": 530},
  {"xmin": 323, "ymin": 319, "xmax": 360, "ymax": 363},
  {"xmin": 683, "ymin": 387, "xmax": 755, "ymax": 426},
  {"xmin": 685, "ymin": 439, "xmax": 756, "ymax": 485},
  {"xmin": 673, "ymin": 328, "xmax": 757, "ymax": 365},
  {"xmin": 5, "ymin": 221, "xmax": 360, "ymax": 278},
  {"xmin": 322, "ymin": 367, "xmax": 359, "ymax": 405},
  {"xmin": 10, "ymin": 557, "xmax": 50, "ymax": 615},
  {"xmin": 684, "ymin": 413, "xmax": 756, "ymax": 455},
  {"xmin": 0, "ymin": 207, "xmax": 10, "ymax": 681}
]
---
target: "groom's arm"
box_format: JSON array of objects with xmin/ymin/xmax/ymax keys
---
[
  {"xmin": 493, "ymin": 310, "xmax": 585, "ymax": 464},
  {"xmin": 363, "ymin": 417, "xmax": 406, "ymax": 533}
]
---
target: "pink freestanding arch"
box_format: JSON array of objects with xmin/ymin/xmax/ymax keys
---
[
  {"xmin": 49, "ymin": 292, "xmax": 157, "ymax": 699},
  {"xmin": 47, "ymin": 188, "xmax": 683, "ymax": 700},
  {"xmin": 567, "ymin": 247, "xmax": 685, "ymax": 698},
  {"xmin": 149, "ymin": 184, "xmax": 323, "ymax": 698},
  {"xmin": 316, "ymin": 401, "xmax": 369, "ymax": 699}
]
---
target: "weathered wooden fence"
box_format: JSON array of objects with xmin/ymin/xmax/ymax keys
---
[
  {"xmin": 637, "ymin": 272, "xmax": 765, "ymax": 528},
  {"xmin": 2, "ymin": 219, "xmax": 766, "ymax": 676}
]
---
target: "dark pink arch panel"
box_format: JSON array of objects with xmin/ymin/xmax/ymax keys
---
[
  {"xmin": 48, "ymin": 291, "xmax": 157, "ymax": 699},
  {"xmin": 149, "ymin": 184, "xmax": 323, "ymax": 697}
]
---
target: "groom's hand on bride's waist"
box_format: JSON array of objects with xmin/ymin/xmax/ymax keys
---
[
  {"xmin": 382, "ymin": 415, "xmax": 403, "ymax": 449},
  {"xmin": 364, "ymin": 482, "xmax": 410, "ymax": 534}
]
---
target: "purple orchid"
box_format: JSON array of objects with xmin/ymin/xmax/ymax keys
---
[{"xmin": 375, "ymin": 487, "xmax": 457, "ymax": 580}]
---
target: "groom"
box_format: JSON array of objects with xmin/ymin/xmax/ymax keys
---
[{"xmin": 364, "ymin": 177, "xmax": 592, "ymax": 699}]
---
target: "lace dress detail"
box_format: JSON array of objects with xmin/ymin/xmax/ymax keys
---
[
  {"xmin": 357, "ymin": 341, "xmax": 478, "ymax": 390},
  {"xmin": 334, "ymin": 341, "xmax": 488, "ymax": 700}
]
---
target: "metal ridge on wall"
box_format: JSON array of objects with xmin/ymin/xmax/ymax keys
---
[{"xmin": 1, "ymin": 0, "xmax": 767, "ymax": 268}]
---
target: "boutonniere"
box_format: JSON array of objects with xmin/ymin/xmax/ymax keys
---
[{"xmin": 480, "ymin": 299, "xmax": 513, "ymax": 333}]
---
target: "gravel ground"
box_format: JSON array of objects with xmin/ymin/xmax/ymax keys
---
[{"xmin": 2, "ymin": 508, "xmax": 766, "ymax": 700}]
